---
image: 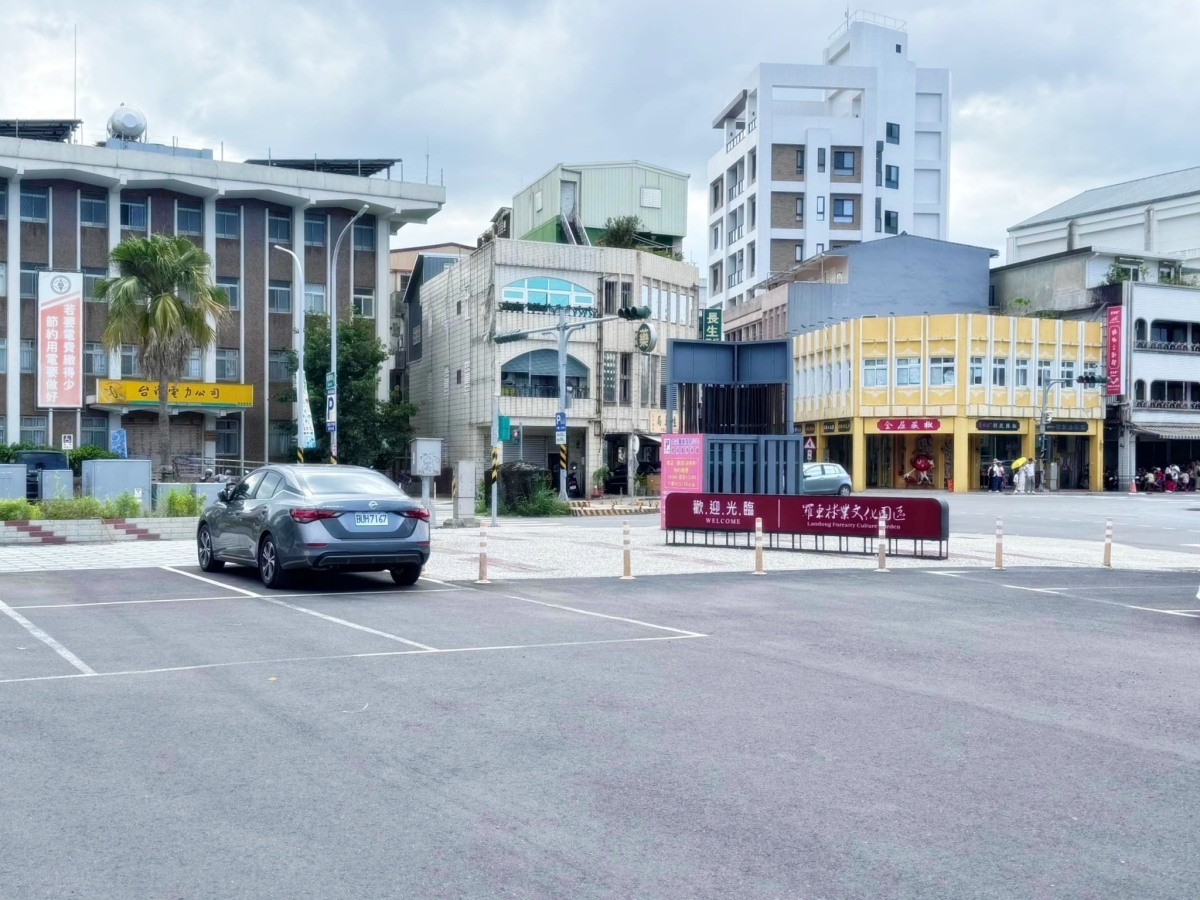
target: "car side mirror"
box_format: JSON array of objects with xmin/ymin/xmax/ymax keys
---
[{"xmin": 217, "ymin": 487, "xmax": 231, "ymax": 503}]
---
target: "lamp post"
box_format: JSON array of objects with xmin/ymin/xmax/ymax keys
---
[
  {"xmin": 328, "ymin": 204, "xmax": 370, "ymax": 464},
  {"xmin": 272, "ymin": 244, "xmax": 306, "ymax": 463}
]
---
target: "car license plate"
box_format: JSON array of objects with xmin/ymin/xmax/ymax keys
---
[{"xmin": 354, "ymin": 513, "xmax": 389, "ymax": 527}]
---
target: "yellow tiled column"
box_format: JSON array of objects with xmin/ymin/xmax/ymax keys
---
[
  {"xmin": 1090, "ymin": 426, "xmax": 1104, "ymax": 492},
  {"xmin": 851, "ymin": 418, "xmax": 866, "ymax": 492},
  {"xmin": 952, "ymin": 418, "xmax": 970, "ymax": 493}
]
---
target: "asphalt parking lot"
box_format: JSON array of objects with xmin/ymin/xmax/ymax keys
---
[{"xmin": 3, "ymin": 565, "xmax": 1200, "ymax": 898}]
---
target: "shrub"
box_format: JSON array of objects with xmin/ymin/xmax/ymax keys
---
[
  {"xmin": 68, "ymin": 445, "xmax": 119, "ymax": 476},
  {"xmin": 164, "ymin": 489, "xmax": 204, "ymax": 518},
  {"xmin": 37, "ymin": 497, "xmax": 103, "ymax": 520},
  {"xmin": 511, "ymin": 479, "xmax": 571, "ymax": 517},
  {"xmin": 100, "ymin": 491, "xmax": 143, "ymax": 519},
  {"xmin": 0, "ymin": 499, "xmax": 39, "ymax": 521}
]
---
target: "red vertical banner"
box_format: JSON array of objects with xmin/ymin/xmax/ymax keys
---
[
  {"xmin": 1106, "ymin": 305, "xmax": 1123, "ymax": 396},
  {"xmin": 38, "ymin": 271, "xmax": 84, "ymax": 409}
]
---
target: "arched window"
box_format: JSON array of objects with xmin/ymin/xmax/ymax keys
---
[
  {"xmin": 500, "ymin": 349, "xmax": 589, "ymax": 399},
  {"xmin": 1134, "ymin": 380, "xmax": 1146, "ymax": 401},
  {"xmin": 1135, "ymin": 318, "xmax": 1147, "ymax": 342},
  {"xmin": 500, "ymin": 277, "xmax": 594, "ymax": 312}
]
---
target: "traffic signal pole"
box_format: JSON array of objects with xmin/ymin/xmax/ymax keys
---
[{"xmin": 1037, "ymin": 373, "xmax": 1105, "ymax": 491}]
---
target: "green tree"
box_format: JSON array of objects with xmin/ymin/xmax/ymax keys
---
[
  {"xmin": 597, "ymin": 215, "xmax": 642, "ymax": 248},
  {"xmin": 94, "ymin": 235, "xmax": 229, "ymax": 480},
  {"xmin": 294, "ymin": 314, "xmax": 418, "ymax": 471}
]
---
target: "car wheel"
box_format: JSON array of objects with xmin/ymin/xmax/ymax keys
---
[
  {"xmin": 390, "ymin": 565, "xmax": 421, "ymax": 586},
  {"xmin": 197, "ymin": 525, "xmax": 224, "ymax": 572},
  {"xmin": 837, "ymin": 484, "xmax": 852, "ymax": 496},
  {"xmin": 258, "ymin": 534, "xmax": 289, "ymax": 588}
]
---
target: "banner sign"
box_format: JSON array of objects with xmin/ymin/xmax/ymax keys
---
[
  {"xmin": 299, "ymin": 377, "xmax": 317, "ymax": 449},
  {"xmin": 37, "ymin": 272, "xmax": 84, "ymax": 408},
  {"xmin": 1046, "ymin": 420, "xmax": 1089, "ymax": 433},
  {"xmin": 877, "ymin": 418, "xmax": 941, "ymax": 432},
  {"xmin": 96, "ymin": 379, "xmax": 254, "ymax": 408},
  {"xmin": 975, "ymin": 419, "xmax": 1020, "ymax": 432},
  {"xmin": 701, "ymin": 308, "xmax": 722, "ymax": 341},
  {"xmin": 1106, "ymin": 305, "xmax": 1123, "ymax": 396},
  {"xmin": 660, "ymin": 434, "xmax": 704, "ymax": 529},
  {"xmin": 663, "ymin": 493, "xmax": 949, "ymax": 541}
]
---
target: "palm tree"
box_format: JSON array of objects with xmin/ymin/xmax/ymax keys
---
[{"xmin": 94, "ymin": 235, "xmax": 230, "ymax": 481}]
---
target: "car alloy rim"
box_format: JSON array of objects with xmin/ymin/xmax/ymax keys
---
[
  {"xmin": 199, "ymin": 530, "xmax": 211, "ymax": 566},
  {"xmin": 262, "ymin": 542, "xmax": 275, "ymax": 580}
]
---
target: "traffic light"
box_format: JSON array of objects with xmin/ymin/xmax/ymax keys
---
[
  {"xmin": 617, "ymin": 305, "xmax": 652, "ymax": 320},
  {"xmin": 1076, "ymin": 373, "xmax": 1106, "ymax": 385},
  {"xmin": 493, "ymin": 331, "xmax": 525, "ymax": 344}
]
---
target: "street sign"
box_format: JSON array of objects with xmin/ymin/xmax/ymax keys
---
[
  {"xmin": 803, "ymin": 437, "xmax": 816, "ymax": 450},
  {"xmin": 498, "ymin": 415, "xmax": 511, "ymax": 442},
  {"xmin": 61, "ymin": 433, "xmax": 74, "ymax": 451},
  {"xmin": 630, "ymin": 434, "xmax": 640, "ymax": 455},
  {"xmin": 326, "ymin": 391, "xmax": 337, "ymax": 432},
  {"xmin": 701, "ymin": 308, "xmax": 722, "ymax": 341},
  {"xmin": 634, "ymin": 322, "xmax": 658, "ymax": 353},
  {"xmin": 555, "ymin": 411, "xmax": 566, "ymax": 430},
  {"xmin": 555, "ymin": 429, "xmax": 567, "ymax": 445},
  {"xmin": 325, "ymin": 372, "xmax": 335, "ymax": 392}
]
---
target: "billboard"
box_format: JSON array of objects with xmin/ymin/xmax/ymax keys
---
[
  {"xmin": 659, "ymin": 433, "xmax": 704, "ymax": 529},
  {"xmin": 37, "ymin": 271, "xmax": 84, "ymax": 409},
  {"xmin": 1106, "ymin": 305, "xmax": 1123, "ymax": 396}
]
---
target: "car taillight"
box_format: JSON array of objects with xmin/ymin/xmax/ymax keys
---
[
  {"xmin": 402, "ymin": 508, "xmax": 430, "ymax": 521},
  {"xmin": 290, "ymin": 508, "xmax": 341, "ymax": 524}
]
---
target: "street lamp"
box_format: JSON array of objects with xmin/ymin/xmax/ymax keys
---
[
  {"xmin": 327, "ymin": 204, "xmax": 370, "ymax": 464},
  {"xmin": 272, "ymin": 244, "xmax": 307, "ymax": 463}
]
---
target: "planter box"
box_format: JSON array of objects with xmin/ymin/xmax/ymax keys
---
[{"xmin": 0, "ymin": 516, "xmax": 200, "ymax": 545}]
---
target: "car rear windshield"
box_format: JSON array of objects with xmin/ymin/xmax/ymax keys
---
[{"xmin": 294, "ymin": 469, "xmax": 404, "ymax": 496}]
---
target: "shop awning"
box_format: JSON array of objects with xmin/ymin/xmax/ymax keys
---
[{"xmin": 1132, "ymin": 425, "xmax": 1200, "ymax": 440}]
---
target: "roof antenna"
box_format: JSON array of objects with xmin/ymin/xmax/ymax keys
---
[{"xmin": 72, "ymin": 24, "xmax": 77, "ymax": 139}]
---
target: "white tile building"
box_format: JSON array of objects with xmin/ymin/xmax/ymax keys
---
[{"xmin": 706, "ymin": 12, "xmax": 950, "ymax": 310}]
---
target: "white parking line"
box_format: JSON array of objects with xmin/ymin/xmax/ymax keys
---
[
  {"xmin": 161, "ymin": 566, "xmax": 262, "ymax": 597},
  {"xmin": 1125, "ymin": 606, "xmax": 1200, "ymax": 618},
  {"xmin": 258, "ymin": 597, "xmax": 439, "ymax": 651},
  {"xmin": 9, "ymin": 588, "xmax": 464, "ymax": 611},
  {"xmin": 0, "ymin": 598, "xmax": 96, "ymax": 675},
  {"xmin": 0, "ymin": 634, "xmax": 706, "ymax": 686},
  {"xmin": 1003, "ymin": 585, "xmax": 1064, "ymax": 595},
  {"xmin": 497, "ymin": 593, "xmax": 706, "ymax": 638}
]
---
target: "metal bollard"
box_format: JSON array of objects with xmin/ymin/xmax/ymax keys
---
[
  {"xmin": 994, "ymin": 516, "xmax": 1004, "ymax": 570},
  {"xmin": 752, "ymin": 517, "xmax": 765, "ymax": 575},
  {"xmin": 1103, "ymin": 517, "xmax": 1113, "ymax": 568},
  {"xmin": 620, "ymin": 520, "xmax": 634, "ymax": 580},
  {"xmin": 875, "ymin": 514, "xmax": 889, "ymax": 573},
  {"xmin": 475, "ymin": 523, "xmax": 491, "ymax": 584}
]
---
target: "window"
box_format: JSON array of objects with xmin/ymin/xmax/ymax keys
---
[
  {"xmin": 620, "ymin": 281, "xmax": 632, "ymax": 310},
  {"xmin": 353, "ymin": 219, "xmax": 375, "ymax": 251},
  {"xmin": 20, "ymin": 416, "xmax": 47, "ymax": 446},
  {"xmin": 352, "ymin": 288, "xmax": 375, "ymax": 318},
  {"xmin": 711, "ymin": 224, "xmax": 720, "ymax": 251},
  {"xmin": 795, "ymin": 149, "xmax": 804, "ymax": 175},
  {"xmin": 455, "ymin": 368, "xmax": 462, "ymax": 386},
  {"xmin": 20, "ymin": 264, "xmax": 42, "ymax": 299},
  {"xmin": 0, "ymin": 182, "xmax": 4, "ymax": 218},
  {"xmin": 817, "ymin": 148, "xmax": 826, "ymax": 173},
  {"xmin": 120, "ymin": 345, "xmax": 139, "ymax": 377},
  {"xmin": 886, "ymin": 122, "xmax": 900, "ymax": 144},
  {"xmin": 603, "ymin": 280, "xmax": 616, "ymax": 315},
  {"xmin": 711, "ymin": 180, "xmax": 722, "ymax": 211},
  {"xmin": 795, "ymin": 197, "xmax": 804, "ymax": 221},
  {"xmin": 0, "ymin": 262, "xmax": 5, "ymax": 297},
  {"xmin": 216, "ymin": 207, "xmax": 240, "ymax": 239},
  {"xmin": 21, "ymin": 339, "xmax": 35, "ymax": 373},
  {"xmin": 176, "ymin": 199, "xmax": 202, "ymax": 236},
  {"xmin": 83, "ymin": 267, "xmax": 106, "ymax": 302},
  {"xmin": 184, "ymin": 348, "xmax": 202, "ymax": 380},
  {"xmin": 619, "ymin": 352, "xmax": 632, "ymax": 405},
  {"xmin": 82, "ymin": 416, "xmax": 107, "ymax": 449},
  {"xmin": 268, "ymin": 212, "xmax": 291, "ymax": 243},
  {"xmin": 895, "ymin": 43, "xmax": 902, "ymax": 53},
  {"xmin": 215, "ymin": 348, "xmax": 239, "ymax": 381},
  {"xmin": 863, "ymin": 358, "xmax": 888, "ymax": 387},
  {"xmin": 304, "ymin": 214, "xmax": 326, "ymax": 247},
  {"xmin": 120, "ymin": 199, "xmax": 147, "ymax": 230},
  {"xmin": 217, "ymin": 276, "xmax": 240, "ymax": 311},
  {"xmin": 885, "ymin": 165, "xmax": 899, "ymax": 190},
  {"xmin": 304, "ymin": 282, "xmax": 326, "ymax": 315},
  {"xmin": 929, "ymin": 356, "xmax": 955, "ymax": 386},
  {"xmin": 1037, "ymin": 359, "xmax": 1052, "ymax": 387},
  {"xmin": 816, "ymin": 196, "xmax": 825, "ymax": 221},
  {"xmin": 1084, "ymin": 361, "xmax": 1101, "ymax": 389},
  {"xmin": 20, "ymin": 186, "xmax": 48, "ymax": 222},
  {"xmin": 969, "ymin": 356, "xmax": 984, "ymax": 386},
  {"xmin": 268, "ymin": 350, "xmax": 290, "ymax": 382},
  {"xmin": 884, "ymin": 211, "xmax": 898, "ymax": 234},
  {"xmin": 80, "ymin": 192, "xmax": 108, "ymax": 227},
  {"xmin": 216, "ymin": 418, "xmax": 239, "ymax": 456},
  {"xmin": 875, "ymin": 198, "xmax": 883, "ymax": 234},
  {"xmin": 603, "ymin": 351, "xmax": 617, "ymax": 403},
  {"xmin": 1060, "ymin": 360, "xmax": 1075, "ymax": 383},
  {"xmin": 84, "ymin": 342, "xmax": 107, "ymax": 377},
  {"xmin": 1134, "ymin": 379, "xmax": 1146, "ymax": 401},
  {"xmin": 794, "ymin": 243, "xmax": 804, "ymax": 262},
  {"xmin": 989, "ymin": 285, "xmax": 996, "ymax": 308},
  {"xmin": 269, "ymin": 422, "xmax": 296, "ymax": 458},
  {"xmin": 895, "ymin": 357, "xmax": 920, "ymax": 386},
  {"xmin": 0, "ymin": 337, "xmax": 5, "ymax": 373},
  {"xmin": 268, "ymin": 280, "xmax": 292, "ymax": 313},
  {"xmin": 1015, "ymin": 358, "xmax": 1029, "ymax": 387},
  {"xmin": 833, "ymin": 151, "xmax": 855, "ymax": 176},
  {"xmin": 832, "ymin": 198, "xmax": 855, "ymax": 224},
  {"xmin": 1134, "ymin": 319, "xmax": 1147, "ymax": 342},
  {"xmin": 992, "ymin": 357, "xmax": 1007, "ymax": 387},
  {"xmin": 816, "ymin": 243, "xmax": 825, "ymax": 254}
]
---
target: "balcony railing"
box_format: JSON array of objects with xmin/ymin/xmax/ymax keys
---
[
  {"xmin": 501, "ymin": 384, "xmax": 590, "ymax": 400},
  {"xmin": 726, "ymin": 269, "xmax": 744, "ymax": 289},
  {"xmin": 1134, "ymin": 339, "xmax": 1200, "ymax": 354},
  {"xmin": 727, "ymin": 225, "xmax": 744, "ymax": 243},
  {"xmin": 747, "ymin": 117, "xmax": 757, "ymax": 134},
  {"xmin": 727, "ymin": 180, "xmax": 744, "ymax": 202},
  {"xmin": 1134, "ymin": 399, "xmax": 1200, "ymax": 410},
  {"xmin": 725, "ymin": 129, "xmax": 745, "ymax": 153}
]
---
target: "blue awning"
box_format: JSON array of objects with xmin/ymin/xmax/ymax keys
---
[{"xmin": 502, "ymin": 349, "xmax": 587, "ymax": 378}]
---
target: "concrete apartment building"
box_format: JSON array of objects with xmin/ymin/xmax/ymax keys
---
[
  {"xmin": 992, "ymin": 167, "xmax": 1200, "ymax": 483},
  {"xmin": 706, "ymin": 11, "xmax": 950, "ymax": 311},
  {"xmin": 0, "ymin": 114, "xmax": 444, "ymax": 465}
]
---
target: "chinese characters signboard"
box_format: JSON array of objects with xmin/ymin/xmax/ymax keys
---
[
  {"xmin": 37, "ymin": 272, "xmax": 83, "ymax": 408},
  {"xmin": 96, "ymin": 379, "xmax": 254, "ymax": 408},
  {"xmin": 663, "ymin": 493, "xmax": 949, "ymax": 541},
  {"xmin": 660, "ymin": 434, "xmax": 704, "ymax": 529},
  {"xmin": 1046, "ymin": 420, "xmax": 1089, "ymax": 433},
  {"xmin": 701, "ymin": 308, "xmax": 722, "ymax": 341},
  {"xmin": 975, "ymin": 419, "xmax": 1020, "ymax": 432},
  {"xmin": 1106, "ymin": 305, "xmax": 1123, "ymax": 396},
  {"xmin": 876, "ymin": 418, "xmax": 941, "ymax": 432}
]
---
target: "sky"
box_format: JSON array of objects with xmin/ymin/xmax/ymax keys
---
[{"xmin": 2, "ymin": 0, "xmax": 1198, "ymax": 268}]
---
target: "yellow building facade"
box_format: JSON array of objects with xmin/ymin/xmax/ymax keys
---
[{"xmin": 793, "ymin": 314, "xmax": 1106, "ymax": 492}]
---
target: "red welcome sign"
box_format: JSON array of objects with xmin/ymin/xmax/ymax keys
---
[{"xmin": 876, "ymin": 418, "xmax": 940, "ymax": 432}]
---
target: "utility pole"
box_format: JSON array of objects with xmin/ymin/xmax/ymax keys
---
[
  {"xmin": 328, "ymin": 204, "xmax": 369, "ymax": 464},
  {"xmin": 1037, "ymin": 373, "xmax": 1103, "ymax": 491}
]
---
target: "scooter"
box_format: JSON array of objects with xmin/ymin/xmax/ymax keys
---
[{"xmin": 566, "ymin": 467, "xmax": 583, "ymax": 499}]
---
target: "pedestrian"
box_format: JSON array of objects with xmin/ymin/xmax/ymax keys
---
[
  {"xmin": 988, "ymin": 459, "xmax": 1005, "ymax": 493},
  {"xmin": 1022, "ymin": 460, "xmax": 1035, "ymax": 493}
]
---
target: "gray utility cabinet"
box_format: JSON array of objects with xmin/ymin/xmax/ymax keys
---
[
  {"xmin": 82, "ymin": 459, "xmax": 152, "ymax": 511},
  {"xmin": 0, "ymin": 464, "xmax": 26, "ymax": 501},
  {"xmin": 152, "ymin": 482, "xmax": 187, "ymax": 512},
  {"xmin": 192, "ymin": 483, "xmax": 225, "ymax": 511},
  {"xmin": 39, "ymin": 470, "xmax": 74, "ymax": 500}
]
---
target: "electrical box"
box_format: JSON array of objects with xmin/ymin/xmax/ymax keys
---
[
  {"xmin": 0, "ymin": 465, "xmax": 26, "ymax": 501},
  {"xmin": 456, "ymin": 460, "xmax": 477, "ymax": 520},
  {"xmin": 82, "ymin": 458, "xmax": 152, "ymax": 512},
  {"xmin": 39, "ymin": 469, "xmax": 74, "ymax": 500}
]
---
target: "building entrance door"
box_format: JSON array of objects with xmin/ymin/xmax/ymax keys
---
[
  {"xmin": 866, "ymin": 435, "xmax": 893, "ymax": 489},
  {"xmin": 975, "ymin": 435, "xmax": 1021, "ymax": 490}
]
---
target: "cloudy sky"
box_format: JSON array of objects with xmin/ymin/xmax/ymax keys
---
[{"xmin": 2, "ymin": 0, "xmax": 1197, "ymax": 266}]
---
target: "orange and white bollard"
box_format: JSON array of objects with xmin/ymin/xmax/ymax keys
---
[
  {"xmin": 1129, "ymin": 477, "xmax": 1137, "ymax": 495},
  {"xmin": 620, "ymin": 520, "xmax": 634, "ymax": 580},
  {"xmin": 875, "ymin": 514, "xmax": 889, "ymax": 573},
  {"xmin": 752, "ymin": 517, "xmax": 765, "ymax": 575},
  {"xmin": 475, "ymin": 523, "xmax": 491, "ymax": 585},
  {"xmin": 1103, "ymin": 517, "xmax": 1113, "ymax": 568},
  {"xmin": 993, "ymin": 516, "xmax": 1004, "ymax": 570}
]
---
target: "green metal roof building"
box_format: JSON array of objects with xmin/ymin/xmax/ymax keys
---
[{"xmin": 512, "ymin": 161, "xmax": 689, "ymax": 252}]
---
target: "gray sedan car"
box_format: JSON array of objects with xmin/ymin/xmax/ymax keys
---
[{"xmin": 196, "ymin": 465, "xmax": 431, "ymax": 588}]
